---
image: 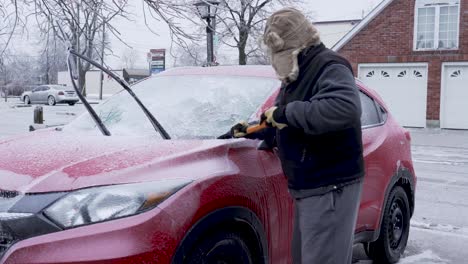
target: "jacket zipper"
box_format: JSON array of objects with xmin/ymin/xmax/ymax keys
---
[{"xmin": 300, "ymin": 148, "xmax": 307, "ymax": 162}]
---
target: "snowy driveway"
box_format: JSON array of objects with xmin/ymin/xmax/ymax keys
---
[
  {"xmin": 1, "ymin": 99, "xmax": 468, "ymax": 263},
  {"xmin": 356, "ymin": 129, "xmax": 468, "ymax": 263}
]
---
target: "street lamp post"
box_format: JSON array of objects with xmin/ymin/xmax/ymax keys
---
[{"xmin": 194, "ymin": 0, "xmax": 220, "ymax": 66}]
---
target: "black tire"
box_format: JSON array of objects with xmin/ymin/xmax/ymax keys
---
[
  {"xmin": 367, "ymin": 186, "xmax": 410, "ymax": 263},
  {"xmin": 68, "ymin": 102, "xmax": 75, "ymax": 106},
  {"xmin": 185, "ymin": 231, "xmax": 254, "ymax": 264},
  {"xmin": 47, "ymin": 96, "xmax": 56, "ymax": 106},
  {"xmin": 24, "ymin": 96, "xmax": 30, "ymax": 105}
]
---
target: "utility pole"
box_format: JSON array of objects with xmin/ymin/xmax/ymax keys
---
[
  {"xmin": 76, "ymin": 1, "xmax": 81, "ymax": 94},
  {"xmin": 0, "ymin": 57, "xmax": 6, "ymax": 102},
  {"xmin": 206, "ymin": 16, "xmax": 214, "ymax": 65},
  {"xmin": 99, "ymin": 22, "xmax": 105, "ymax": 100},
  {"xmin": 45, "ymin": 43, "xmax": 50, "ymax": 84}
]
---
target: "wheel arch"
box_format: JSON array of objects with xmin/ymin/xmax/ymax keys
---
[
  {"xmin": 171, "ymin": 206, "xmax": 268, "ymax": 264},
  {"xmin": 371, "ymin": 166, "xmax": 416, "ymax": 242}
]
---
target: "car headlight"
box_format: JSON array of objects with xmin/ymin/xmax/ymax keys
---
[{"xmin": 44, "ymin": 179, "xmax": 191, "ymax": 228}]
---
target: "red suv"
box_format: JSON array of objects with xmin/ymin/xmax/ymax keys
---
[{"xmin": 0, "ymin": 66, "xmax": 416, "ymax": 264}]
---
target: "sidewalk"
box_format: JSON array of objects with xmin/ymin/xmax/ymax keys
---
[{"xmin": 408, "ymin": 128, "xmax": 468, "ymax": 149}]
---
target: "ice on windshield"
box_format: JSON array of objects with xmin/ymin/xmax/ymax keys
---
[{"xmin": 65, "ymin": 75, "xmax": 280, "ymax": 139}]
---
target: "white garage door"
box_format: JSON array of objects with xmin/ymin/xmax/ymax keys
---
[
  {"xmin": 358, "ymin": 64, "xmax": 428, "ymax": 128},
  {"xmin": 441, "ymin": 63, "xmax": 468, "ymax": 129}
]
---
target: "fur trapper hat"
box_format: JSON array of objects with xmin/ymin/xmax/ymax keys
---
[{"xmin": 264, "ymin": 8, "xmax": 321, "ymax": 84}]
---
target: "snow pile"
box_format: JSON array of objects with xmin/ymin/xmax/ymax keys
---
[
  {"xmin": 412, "ymin": 221, "xmax": 460, "ymax": 232},
  {"xmin": 411, "ymin": 220, "xmax": 468, "ymax": 237},
  {"xmin": 400, "ymin": 250, "xmax": 447, "ymax": 264}
]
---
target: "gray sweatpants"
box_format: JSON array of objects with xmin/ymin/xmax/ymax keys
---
[{"xmin": 291, "ymin": 181, "xmax": 363, "ymax": 264}]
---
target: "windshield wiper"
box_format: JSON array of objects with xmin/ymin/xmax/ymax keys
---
[
  {"xmin": 67, "ymin": 50, "xmax": 111, "ymax": 136},
  {"xmin": 67, "ymin": 49, "xmax": 171, "ymax": 139}
]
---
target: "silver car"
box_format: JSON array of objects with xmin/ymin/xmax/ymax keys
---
[{"xmin": 21, "ymin": 85, "xmax": 79, "ymax": 106}]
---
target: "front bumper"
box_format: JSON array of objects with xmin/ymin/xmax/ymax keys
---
[{"xmin": 1, "ymin": 204, "xmax": 181, "ymax": 264}]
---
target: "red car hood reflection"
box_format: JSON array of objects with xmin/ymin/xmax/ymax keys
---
[{"xmin": 0, "ymin": 130, "xmax": 237, "ymax": 193}]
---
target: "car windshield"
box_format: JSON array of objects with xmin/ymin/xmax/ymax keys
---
[{"xmin": 65, "ymin": 74, "xmax": 280, "ymax": 139}]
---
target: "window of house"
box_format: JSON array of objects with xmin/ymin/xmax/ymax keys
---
[
  {"xmin": 414, "ymin": 0, "xmax": 460, "ymax": 50},
  {"xmin": 359, "ymin": 91, "xmax": 382, "ymax": 127}
]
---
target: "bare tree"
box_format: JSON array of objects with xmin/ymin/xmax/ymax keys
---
[
  {"xmin": 121, "ymin": 48, "xmax": 139, "ymax": 69},
  {"xmin": 0, "ymin": 52, "xmax": 42, "ymax": 96},
  {"xmin": 143, "ymin": 0, "xmax": 301, "ymax": 65},
  {"xmin": 31, "ymin": 0, "xmax": 130, "ymax": 94},
  {"xmin": 172, "ymin": 43, "xmax": 205, "ymax": 67},
  {"xmin": 34, "ymin": 29, "xmax": 68, "ymax": 84},
  {"xmin": 0, "ymin": 0, "xmax": 27, "ymax": 56}
]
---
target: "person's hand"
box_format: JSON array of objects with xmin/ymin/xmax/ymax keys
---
[
  {"xmin": 231, "ymin": 121, "xmax": 249, "ymax": 138},
  {"xmin": 217, "ymin": 122, "xmax": 249, "ymax": 139},
  {"xmin": 261, "ymin": 107, "xmax": 288, "ymax": 129}
]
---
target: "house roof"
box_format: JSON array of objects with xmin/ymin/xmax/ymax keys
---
[
  {"xmin": 313, "ymin": 19, "xmax": 362, "ymax": 25},
  {"xmin": 332, "ymin": 0, "xmax": 395, "ymax": 51}
]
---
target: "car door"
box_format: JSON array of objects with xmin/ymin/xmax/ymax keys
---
[
  {"xmin": 39, "ymin": 86, "xmax": 50, "ymax": 103},
  {"xmin": 29, "ymin": 87, "xmax": 40, "ymax": 103},
  {"xmin": 255, "ymin": 90, "xmax": 294, "ymax": 263},
  {"xmin": 257, "ymin": 87, "xmax": 390, "ymax": 261},
  {"xmin": 356, "ymin": 89, "xmax": 389, "ymax": 233},
  {"xmin": 258, "ymin": 149, "xmax": 293, "ymax": 263}
]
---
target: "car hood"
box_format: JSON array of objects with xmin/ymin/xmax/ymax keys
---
[{"xmin": 0, "ymin": 130, "xmax": 243, "ymax": 193}]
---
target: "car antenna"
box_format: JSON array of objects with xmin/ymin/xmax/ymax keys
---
[
  {"xmin": 68, "ymin": 49, "xmax": 171, "ymax": 140},
  {"xmin": 67, "ymin": 49, "xmax": 111, "ymax": 136}
]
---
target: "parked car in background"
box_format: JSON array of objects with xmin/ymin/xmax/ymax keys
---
[
  {"xmin": 21, "ymin": 85, "xmax": 79, "ymax": 106},
  {"xmin": 0, "ymin": 66, "xmax": 416, "ymax": 264}
]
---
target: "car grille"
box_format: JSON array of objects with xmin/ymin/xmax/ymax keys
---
[
  {"xmin": 0, "ymin": 190, "xmax": 20, "ymax": 259},
  {"xmin": 0, "ymin": 222, "xmax": 14, "ymax": 259}
]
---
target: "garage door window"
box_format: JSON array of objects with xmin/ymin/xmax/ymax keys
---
[
  {"xmin": 414, "ymin": 0, "xmax": 460, "ymax": 50},
  {"xmin": 360, "ymin": 91, "xmax": 384, "ymax": 128}
]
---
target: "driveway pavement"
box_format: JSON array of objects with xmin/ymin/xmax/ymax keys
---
[{"xmin": 355, "ymin": 128, "xmax": 468, "ymax": 263}]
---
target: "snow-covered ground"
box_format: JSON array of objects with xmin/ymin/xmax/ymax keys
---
[
  {"xmin": 355, "ymin": 128, "xmax": 468, "ymax": 263},
  {"xmin": 0, "ymin": 98, "xmax": 87, "ymax": 139},
  {"xmin": 1, "ymin": 98, "xmax": 468, "ymax": 263}
]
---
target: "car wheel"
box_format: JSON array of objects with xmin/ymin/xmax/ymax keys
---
[
  {"xmin": 68, "ymin": 102, "xmax": 75, "ymax": 106},
  {"xmin": 185, "ymin": 231, "xmax": 254, "ymax": 264},
  {"xmin": 366, "ymin": 186, "xmax": 410, "ymax": 263},
  {"xmin": 47, "ymin": 96, "xmax": 56, "ymax": 106},
  {"xmin": 24, "ymin": 96, "xmax": 30, "ymax": 105}
]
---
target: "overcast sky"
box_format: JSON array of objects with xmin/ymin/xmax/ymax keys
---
[
  {"xmin": 106, "ymin": 0, "xmax": 381, "ymax": 68},
  {"xmin": 7, "ymin": 0, "xmax": 381, "ymax": 69}
]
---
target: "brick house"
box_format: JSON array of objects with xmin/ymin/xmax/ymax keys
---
[{"xmin": 333, "ymin": 0, "xmax": 468, "ymax": 129}]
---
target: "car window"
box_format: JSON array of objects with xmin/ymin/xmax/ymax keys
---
[
  {"xmin": 359, "ymin": 91, "xmax": 381, "ymax": 127},
  {"xmin": 42, "ymin": 86, "xmax": 50, "ymax": 91},
  {"xmin": 32, "ymin": 87, "xmax": 39, "ymax": 92}
]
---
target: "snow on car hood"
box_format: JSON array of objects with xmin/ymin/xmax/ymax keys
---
[{"xmin": 0, "ymin": 130, "xmax": 242, "ymax": 193}]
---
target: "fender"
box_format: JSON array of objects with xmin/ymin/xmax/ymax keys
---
[
  {"xmin": 171, "ymin": 206, "xmax": 268, "ymax": 264},
  {"xmin": 357, "ymin": 166, "xmax": 416, "ymax": 243}
]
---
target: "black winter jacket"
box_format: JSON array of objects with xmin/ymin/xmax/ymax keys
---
[{"xmin": 271, "ymin": 44, "xmax": 364, "ymax": 191}]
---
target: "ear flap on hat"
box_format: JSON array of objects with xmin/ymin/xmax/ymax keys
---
[{"xmin": 264, "ymin": 32, "xmax": 284, "ymax": 52}]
